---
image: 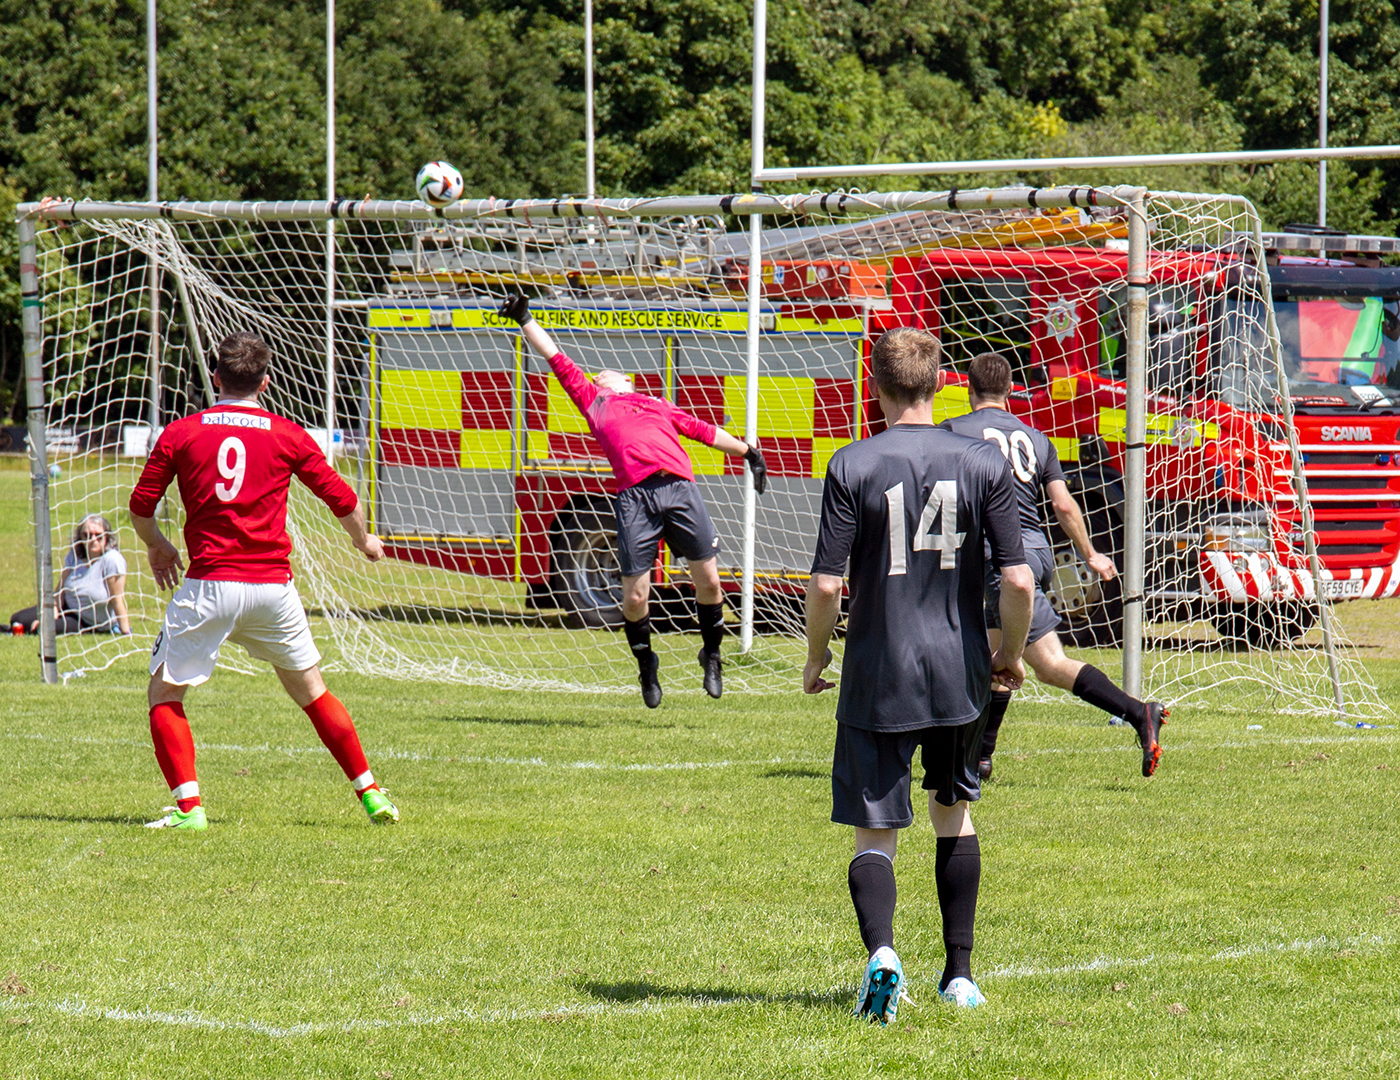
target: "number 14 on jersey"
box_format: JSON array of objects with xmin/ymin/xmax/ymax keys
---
[{"xmin": 885, "ymin": 481, "xmax": 965, "ymax": 575}]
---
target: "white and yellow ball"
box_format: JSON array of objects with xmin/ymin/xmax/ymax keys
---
[{"xmin": 415, "ymin": 161, "xmax": 464, "ymax": 208}]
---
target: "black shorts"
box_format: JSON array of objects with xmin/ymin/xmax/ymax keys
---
[
  {"xmin": 614, "ymin": 473, "xmax": 720, "ymax": 578},
  {"xmin": 831, "ymin": 712, "xmax": 988, "ymax": 830},
  {"xmin": 985, "ymin": 544, "xmax": 1062, "ymax": 646}
]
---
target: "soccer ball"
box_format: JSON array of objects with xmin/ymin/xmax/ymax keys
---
[{"xmin": 415, "ymin": 161, "xmax": 464, "ymax": 208}]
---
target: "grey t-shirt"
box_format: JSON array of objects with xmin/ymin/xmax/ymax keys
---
[
  {"xmin": 60, "ymin": 548, "xmax": 126, "ymax": 627},
  {"xmin": 811, "ymin": 424, "xmax": 1026, "ymax": 732},
  {"xmin": 939, "ymin": 406, "xmax": 1064, "ymax": 550}
]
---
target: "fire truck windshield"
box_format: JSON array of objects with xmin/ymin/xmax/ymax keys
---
[{"xmin": 1215, "ymin": 295, "xmax": 1400, "ymax": 407}]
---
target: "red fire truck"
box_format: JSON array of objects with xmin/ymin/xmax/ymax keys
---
[
  {"xmin": 367, "ymin": 215, "xmax": 1400, "ymax": 645},
  {"xmin": 876, "ymin": 223, "xmax": 1400, "ymax": 646}
]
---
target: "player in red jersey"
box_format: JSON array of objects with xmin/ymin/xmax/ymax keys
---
[
  {"xmin": 129, "ymin": 332, "xmax": 398, "ymax": 830},
  {"xmin": 499, "ymin": 294, "xmax": 767, "ymax": 707}
]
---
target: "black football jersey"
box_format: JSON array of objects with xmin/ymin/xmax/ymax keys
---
[
  {"xmin": 811, "ymin": 423, "xmax": 1025, "ymax": 732},
  {"xmin": 939, "ymin": 406, "xmax": 1065, "ymax": 550}
]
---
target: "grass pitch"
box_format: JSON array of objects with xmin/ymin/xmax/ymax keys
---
[{"xmin": 1, "ymin": 466, "xmax": 1398, "ymax": 1077}]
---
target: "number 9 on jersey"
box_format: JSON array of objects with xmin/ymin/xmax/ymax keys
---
[{"xmin": 215, "ymin": 436, "xmax": 247, "ymax": 502}]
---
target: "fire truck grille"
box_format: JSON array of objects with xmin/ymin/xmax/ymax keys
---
[
  {"xmin": 1317, "ymin": 543, "xmax": 1388, "ymax": 556},
  {"xmin": 1306, "ymin": 477, "xmax": 1392, "ymax": 490}
]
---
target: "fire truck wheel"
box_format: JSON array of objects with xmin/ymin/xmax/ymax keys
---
[
  {"xmin": 1057, "ymin": 501, "xmax": 1124, "ymax": 647},
  {"xmin": 552, "ymin": 500, "xmax": 625, "ymax": 630}
]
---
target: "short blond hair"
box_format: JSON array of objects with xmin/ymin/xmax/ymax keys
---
[{"xmin": 871, "ymin": 327, "xmax": 941, "ymax": 403}]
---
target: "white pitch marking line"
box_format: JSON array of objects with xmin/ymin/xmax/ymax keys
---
[
  {"xmin": 7, "ymin": 933, "xmax": 1383, "ymax": 1038},
  {"xmin": 3, "ymin": 729, "xmax": 1397, "ymax": 773}
]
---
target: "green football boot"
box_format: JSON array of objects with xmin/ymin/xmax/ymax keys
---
[
  {"xmin": 361, "ymin": 788, "xmax": 399, "ymax": 825},
  {"xmin": 144, "ymin": 805, "xmax": 208, "ymax": 830}
]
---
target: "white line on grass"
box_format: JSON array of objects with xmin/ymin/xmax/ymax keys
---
[
  {"xmin": 3, "ymin": 729, "xmax": 1396, "ymax": 774},
  {"xmin": 983, "ymin": 933, "xmax": 1386, "ymax": 980},
  {"xmin": 6, "ymin": 933, "xmax": 1385, "ymax": 1038}
]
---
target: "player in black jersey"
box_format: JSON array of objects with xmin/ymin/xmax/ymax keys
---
[
  {"xmin": 940, "ymin": 352, "xmax": 1168, "ymax": 780},
  {"xmin": 804, "ymin": 327, "xmax": 1034, "ymax": 1023}
]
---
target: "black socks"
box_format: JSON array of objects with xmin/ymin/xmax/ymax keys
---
[
  {"xmin": 980, "ymin": 689, "xmax": 1012, "ymax": 761},
  {"xmin": 848, "ymin": 852, "xmax": 896, "ymax": 956},
  {"xmin": 935, "ymin": 834, "xmax": 981, "ymax": 990},
  {"xmin": 628, "ymin": 606, "xmax": 724, "ymax": 660},
  {"xmin": 624, "ymin": 614, "xmax": 653, "ymax": 666},
  {"xmin": 697, "ymin": 602, "xmax": 725, "ymax": 655},
  {"xmin": 1072, "ymin": 664, "xmax": 1148, "ymax": 727}
]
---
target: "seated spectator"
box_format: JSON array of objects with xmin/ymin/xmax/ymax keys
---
[{"xmin": 10, "ymin": 514, "xmax": 131, "ymax": 636}]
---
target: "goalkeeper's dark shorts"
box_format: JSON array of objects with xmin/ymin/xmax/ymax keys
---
[
  {"xmin": 614, "ymin": 472, "xmax": 720, "ymax": 578},
  {"xmin": 985, "ymin": 543, "xmax": 1062, "ymax": 646}
]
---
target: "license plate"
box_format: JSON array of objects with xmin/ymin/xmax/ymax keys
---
[{"xmin": 1321, "ymin": 578, "xmax": 1365, "ymax": 599}]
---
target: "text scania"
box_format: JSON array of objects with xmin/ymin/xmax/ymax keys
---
[{"xmin": 1320, "ymin": 426, "xmax": 1374, "ymax": 442}]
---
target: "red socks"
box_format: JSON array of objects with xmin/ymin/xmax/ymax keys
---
[
  {"xmin": 149, "ymin": 702, "xmax": 201, "ymax": 812},
  {"xmin": 303, "ymin": 691, "xmax": 377, "ymax": 794}
]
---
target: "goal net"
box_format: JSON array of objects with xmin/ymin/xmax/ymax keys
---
[{"xmin": 16, "ymin": 188, "xmax": 1389, "ymax": 714}]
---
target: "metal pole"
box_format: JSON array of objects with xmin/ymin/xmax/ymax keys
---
[
  {"xmin": 161, "ymin": 226, "xmax": 215, "ymax": 407},
  {"xmin": 1319, "ymin": 0, "xmax": 1329, "ymax": 226},
  {"xmin": 323, "ymin": 0, "xmax": 337, "ymax": 462},
  {"xmin": 1249, "ymin": 214, "xmax": 1346, "ymax": 712},
  {"xmin": 147, "ymin": 0, "xmax": 161, "ymax": 438},
  {"xmin": 584, "ymin": 0, "xmax": 595, "ymax": 199},
  {"xmin": 739, "ymin": 0, "xmax": 766, "ymax": 654},
  {"xmin": 755, "ymin": 143, "xmax": 1400, "ymax": 184},
  {"xmin": 19, "ymin": 220, "xmax": 57, "ymax": 684},
  {"xmin": 1121, "ymin": 189, "xmax": 1149, "ymax": 698}
]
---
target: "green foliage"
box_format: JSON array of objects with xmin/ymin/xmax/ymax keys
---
[
  {"xmin": 4, "ymin": 0, "xmax": 1400, "ymax": 416},
  {"xmin": 0, "ymin": 176, "xmax": 19, "ymax": 419}
]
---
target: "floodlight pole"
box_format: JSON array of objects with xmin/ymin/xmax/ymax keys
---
[
  {"xmin": 739, "ymin": 0, "xmax": 766, "ymax": 654},
  {"xmin": 1319, "ymin": 0, "xmax": 1329, "ymax": 226},
  {"xmin": 18, "ymin": 219, "xmax": 57, "ymax": 685},
  {"xmin": 146, "ymin": 0, "xmax": 161, "ymax": 437},
  {"xmin": 323, "ymin": 0, "xmax": 337, "ymax": 462},
  {"xmin": 1122, "ymin": 189, "xmax": 1149, "ymax": 699},
  {"xmin": 585, "ymin": 0, "xmax": 596, "ymax": 199}
]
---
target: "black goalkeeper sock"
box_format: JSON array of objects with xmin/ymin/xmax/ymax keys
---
[
  {"xmin": 697, "ymin": 602, "xmax": 725, "ymax": 655},
  {"xmin": 624, "ymin": 615, "xmax": 653, "ymax": 665},
  {"xmin": 847, "ymin": 852, "xmax": 897, "ymax": 956},
  {"xmin": 980, "ymin": 690, "xmax": 1012, "ymax": 761},
  {"xmin": 1072, "ymin": 664, "xmax": 1147, "ymax": 727},
  {"xmin": 935, "ymin": 834, "xmax": 980, "ymax": 990}
]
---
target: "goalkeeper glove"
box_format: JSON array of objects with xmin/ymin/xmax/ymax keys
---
[
  {"xmin": 744, "ymin": 444, "xmax": 768, "ymax": 495},
  {"xmin": 498, "ymin": 294, "xmax": 533, "ymax": 326}
]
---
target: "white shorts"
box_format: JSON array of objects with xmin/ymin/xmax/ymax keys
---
[{"xmin": 151, "ymin": 578, "xmax": 321, "ymax": 686}]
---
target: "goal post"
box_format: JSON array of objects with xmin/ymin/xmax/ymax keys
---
[
  {"xmin": 12, "ymin": 187, "xmax": 1385, "ymax": 715},
  {"xmin": 18, "ymin": 216, "xmax": 57, "ymax": 684}
]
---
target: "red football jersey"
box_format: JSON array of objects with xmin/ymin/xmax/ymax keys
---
[{"xmin": 129, "ymin": 401, "xmax": 359, "ymax": 583}]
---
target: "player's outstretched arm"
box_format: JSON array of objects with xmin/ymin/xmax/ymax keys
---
[
  {"xmin": 131, "ymin": 514, "xmax": 185, "ymax": 591},
  {"xmin": 1047, "ymin": 478, "xmax": 1115, "ymax": 581},
  {"xmin": 803, "ymin": 573, "xmax": 842, "ymax": 693},
  {"xmin": 498, "ymin": 294, "xmax": 560, "ymax": 360},
  {"xmin": 336, "ymin": 501, "xmax": 384, "ymax": 562}
]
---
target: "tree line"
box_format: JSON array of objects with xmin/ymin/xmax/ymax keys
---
[{"xmin": 2, "ymin": 0, "xmax": 1398, "ymax": 419}]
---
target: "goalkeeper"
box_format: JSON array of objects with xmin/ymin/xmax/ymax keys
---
[{"xmin": 499, "ymin": 294, "xmax": 767, "ymax": 707}]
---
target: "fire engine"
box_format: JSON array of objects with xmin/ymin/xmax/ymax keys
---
[{"xmin": 365, "ymin": 212, "xmax": 1400, "ymax": 646}]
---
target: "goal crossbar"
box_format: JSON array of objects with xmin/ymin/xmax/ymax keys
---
[{"xmin": 17, "ymin": 186, "xmax": 1141, "ymax": 226}]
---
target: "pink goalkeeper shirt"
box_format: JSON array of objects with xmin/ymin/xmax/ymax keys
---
[{"xmin": 548, "ymin": 351, "xmax": 718, "ymax": 490}]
